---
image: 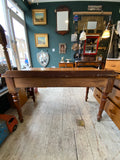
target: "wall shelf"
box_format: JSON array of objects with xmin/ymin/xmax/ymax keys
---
[{"xmin": 73, "ymin": 11, "xmax": 112, "ymax": 16}]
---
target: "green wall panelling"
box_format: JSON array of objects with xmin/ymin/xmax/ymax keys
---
[{"xmin": 22, "ymin": 1, "xmax": 120, "ymax": 67}]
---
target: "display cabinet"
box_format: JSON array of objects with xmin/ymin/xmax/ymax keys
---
[{"xmin": 83, "ymin": 34, "xmax": 100, "ymax": 55}]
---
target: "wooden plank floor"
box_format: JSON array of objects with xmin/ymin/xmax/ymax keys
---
[{"xmin": 0, "ymin": 87, "xmax": 120, "ymax": 160}]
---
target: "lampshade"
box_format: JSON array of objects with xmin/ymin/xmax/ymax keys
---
[
  {"xmin": 79, "ymin": 31, "xmax": 86, "ymax": 41},
  {"xmin": 102, "ymin": 29, "xmax": 110, "ymax": 39}
]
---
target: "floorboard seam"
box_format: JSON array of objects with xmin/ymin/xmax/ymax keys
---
[{"xmin": 73, "ymin": 130, "xmax": 79, "ymax": 160}]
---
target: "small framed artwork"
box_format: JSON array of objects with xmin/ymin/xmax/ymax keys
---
[
  {"xmin": 35, "ymin": 33, "xmax": 48, "ymax": 47},
  {"xmin": 59, "ymin": 43, "xmax": 66, "ymax": 54},
  {"xmin": 32, "ymin": 9, "xmax": 47, "ymax": 25}
]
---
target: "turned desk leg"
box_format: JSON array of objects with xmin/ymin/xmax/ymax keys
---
[
  {"xmin": 12, "ymin": 93, "xmax": 23, "ymax": 123},
  {"xmin": 97, "ymin": 92, "xmax": 108, "ymax": 122},
  {"xmin": 85, "ymin": 87, "xmax": 89, "ymax": 102}
]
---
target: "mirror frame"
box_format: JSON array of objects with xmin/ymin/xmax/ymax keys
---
[{"xmin": 56, "ymin": 6, "xmax": 70, "ymax": 35}]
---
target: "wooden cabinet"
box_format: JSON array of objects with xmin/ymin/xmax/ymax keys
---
[
  {"xmin": 104, "ymin": 99, "xmax": 120, "ymax": 129},
  {"xmin": 94, "ymin": 59, "xmax": 120, "ymax": 129},
  {"xmin": 105, "ymin": 59, "xmax": 120, "ymax": 73},
  {"xmin": 94, "ymin": 82, "xmax": 120, "ymax": 129},
  {"xmin": 75, "ymin": 61, "xmax": 104, "ymax": 68},
  {"xmin": 108, "ymin": 87, "xmax": 120, "ymax": 108}
]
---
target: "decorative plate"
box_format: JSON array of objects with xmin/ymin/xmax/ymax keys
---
[{"xmin": 37, "ymin": 50, "xmax": 49, "ymax": 67}]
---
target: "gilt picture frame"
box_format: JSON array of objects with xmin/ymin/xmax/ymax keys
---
[
  {"xmin": 35, "ymin": 33, "xmax": 48, "ymax": 47},
  {"xmin": 32, "ymin": 9, "xmax": 47, "ymax": 25}
]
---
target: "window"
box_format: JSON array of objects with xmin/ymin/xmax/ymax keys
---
[
  {"xmin": 0, "ymin": 0, "xmax": 31, "ymax": 70},
  {"xmin": 0, "ymin": 0, "xmax": 16, "ymax": 68},
  {"xmin": 7, "ymin": 0, "xmax": 24, "ymax": 20}
]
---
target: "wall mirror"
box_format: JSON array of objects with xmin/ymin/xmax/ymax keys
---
[
  {"xmin": 83, "ymin": 34, "xmax": 100, "ymax": 55},
  {"xmin": 56, "ymin": 6, "xmax": 70, "ymax": 35}
]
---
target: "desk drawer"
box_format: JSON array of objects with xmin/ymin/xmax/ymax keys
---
[
  {"xmin": 93, "ymin": 88, "xmax": 102, "ymax": 104},
  {"xmin": 104, "ymin": 99, "xmax": 120, "ymax": 129},
  {"xmin": 105, "ymin": 60, "xmax": 120, "ymax": 72},
  {"xmin": 114, "ymin": 79, "xmax": 120, "ymax": 88},
  {"xmin": 59, "ymin": 63, "xmax": 65, "ymax": 68},
  {"xmin": 66, "ymin": 63, "xmax": 74, "ymax": 68},
  {"xmin": 94, "ymin": 86, "xmax": 120, "ymax": 108},
  {"xmin": 108, "ymin": 87, "xmax": 120, "ymax": 108},
  {"xmin": 59, "ymin": 63, "xmax": 74, "ymax": 68}
]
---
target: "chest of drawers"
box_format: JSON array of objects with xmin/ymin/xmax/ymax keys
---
[
  {"xmin": 59, "ymin": 62, "xmax": 74, "ymax": 68},
  {"xmin": 94, "ymin": 59, "xmax": 120, "ymax": 129}
]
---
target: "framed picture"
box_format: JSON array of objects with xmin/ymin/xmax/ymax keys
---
[
  {"xmin": 35, "ymin": 33, "xmax": 48, "ymax": 47},
  {"xmin": 59, "ymin": 43, "xmax": 66, "ymax": 54},
  {"xmin": 32, "ymin": 9, "xmax": 47, "ymax": 25}
]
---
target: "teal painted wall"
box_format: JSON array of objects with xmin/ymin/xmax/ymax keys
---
[
  {"xmin": 24, "ymin": 1, "xmax": 120, "ymax": 67},
  {"xmin": 14, "ymin": 0, "xmax": 30, "ymax": 11}
]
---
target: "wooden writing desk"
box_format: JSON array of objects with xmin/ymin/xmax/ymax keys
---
[
  {"xmin": 75, "ymin": 61, "xmax": 104, "ymax": 69},
  {"xmin": 3, "ymin": 68, "xmax": 117, "ymax": 122}
]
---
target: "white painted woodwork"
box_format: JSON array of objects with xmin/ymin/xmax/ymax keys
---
[{"xmin": 0, "ymin": 87, "xmax": 120, "ymax": 160}]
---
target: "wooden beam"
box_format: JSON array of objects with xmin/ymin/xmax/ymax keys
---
[{"xmin": 73, "ymin": 11, "xmax": 112, "ymax": 15}]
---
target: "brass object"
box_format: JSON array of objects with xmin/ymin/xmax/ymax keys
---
[{"xmin": 76, "ymin": 119, "xmax": 85, "ymax": 127}]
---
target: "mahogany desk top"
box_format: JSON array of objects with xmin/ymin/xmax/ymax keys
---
[{"xmin": 3, "ymin": 68, "xmax": 117, "ymax": 122}]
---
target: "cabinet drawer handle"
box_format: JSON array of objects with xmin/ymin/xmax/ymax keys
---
[
  {"xmin": 96, "ymin": 94, "xmax": 100, "ymax": 99},
  {"xmin": 115, "ymin": 96, "xmax": 120, "ymax": 100}
]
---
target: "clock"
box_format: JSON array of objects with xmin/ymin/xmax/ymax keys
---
[{"xmin": 37, "ymin": 50, "xmax": 49, "ymax": 67}]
